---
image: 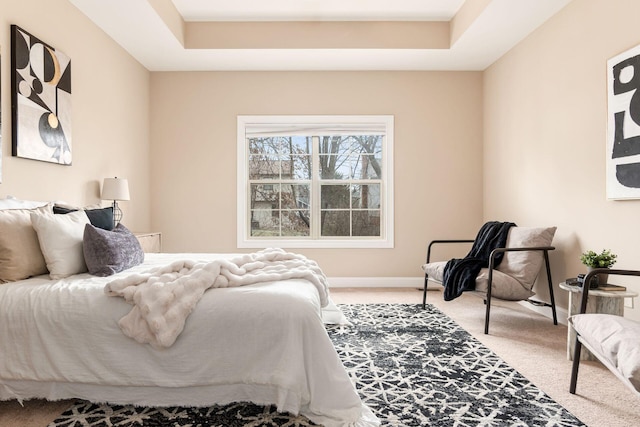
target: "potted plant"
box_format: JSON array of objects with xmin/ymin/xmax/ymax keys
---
[{"xmin": 580, "ymin": 249, "xmax": 617, "ymax": 286}]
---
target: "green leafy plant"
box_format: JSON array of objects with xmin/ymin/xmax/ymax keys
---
[{"xmin": 580, "ymin": 249, "xmax": 617, "ymax": 268}]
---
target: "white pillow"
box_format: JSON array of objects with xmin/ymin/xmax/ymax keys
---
[
  {"xmin": 0, "ymin": 196, "xmax": 48, "ymax": 210},
  {"xmin": 31, "ymin": 210, "xmax": 90, "ymax": 279},
  {"xmin": 496, "ymin": 226, "xmax": 557, "ymax": 289}
]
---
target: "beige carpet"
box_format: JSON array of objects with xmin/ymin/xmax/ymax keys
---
[{"xmin": 1, "ymin": 288, "xmax": 638, "ymax": 426}]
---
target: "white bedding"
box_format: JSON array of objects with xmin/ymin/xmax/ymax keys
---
[{"xmin": 0, "ymin": 253, "xmax": 378, "ymax": 427}]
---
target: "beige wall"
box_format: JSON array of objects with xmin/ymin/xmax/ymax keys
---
[
  {"xmin": 150, "ymin": 71, "xmax": 484, "ymax": 277},
  {"xmin": 0, "ymin": 0, "xmax": 151, "ymax": 231},
  {"xmin": 10, "ymin": 0, "xmax": 633, "ymax": 320},
  {"xmin": 484, "ymin": 0, "xmax": 640, "ymax": 321}
]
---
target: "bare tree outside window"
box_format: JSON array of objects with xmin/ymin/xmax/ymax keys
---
[
  {"xmin": 249, "ymin": 134, "xmax": 382, "ymax": 238},
  {"xmin": 249, "ymin": 136, "xmax": 311, "ymax": 237}
]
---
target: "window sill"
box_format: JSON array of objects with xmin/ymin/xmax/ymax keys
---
[{"xmin": 237, "ymin": 238, "xmax": 394, "ymax": 249}]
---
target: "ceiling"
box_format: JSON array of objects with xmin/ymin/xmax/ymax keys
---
[
  {"xmin": 68, "ymin": 0, "xmax": 572, "ymax": 72},
  {"xmin": 172, "ymin": 0, "xmax": 466, "ymax": 21}
]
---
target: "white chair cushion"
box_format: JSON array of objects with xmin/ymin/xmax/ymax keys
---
[
  {"xmin": 569, "ymin": 313, "xmax": 640, "ymax": 392},
  {"xmin": 422, "ymin": 261, "xmax": 534, "ymax": 301},
  {"xmin": 496, "ymin": 226, "xmax": 556, "ymax": 289}
]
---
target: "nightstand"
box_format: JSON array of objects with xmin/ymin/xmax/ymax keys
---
[{"xmin": 134, "ymin": 232, "xmax": 162, "ymax": 253}]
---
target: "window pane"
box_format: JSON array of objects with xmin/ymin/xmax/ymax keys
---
[
  {"xmin": 288, "ymin": 136, "xmax": 312, "ymax": 155},
  {"xmin": 249, "ymin": 137, "xmax": 280, "ymax": 156},
  {"xmin": 249, "ymin": 155, "xmax": 281, "ymax": 179},
  {"xmin": 290, "ymin": 155, "xmax": 312, "ymax": 180},
  {"xmin": 353, "ymin": 135, "xmax": 382, "ymax": 154},
  {"xmin": 353, "ymin": 211, "xmax": 380, "ymax": 236},
  {"xmin": 251, "ymin": 184, "xmax": 279, "ymax": 208},
  {"xmin": 319, "ymin": 135, "xmax": 351, "ymax": 179},
  {"xmin": 250, "ymin": 210, "xmax": 279, "ymax": 236},
  {"xmin": 281, "ymin": 184, "xmax": 310, "ymax": 209},
  {"xmin": 321, "ymin": 211, "xmax": 350, "ymax": 236},
  {"xmin": 352, "ymin": 184, "xmax": 380, "ymax": 209},
  {"xmin": 321, "ymin": 185, "xmax": 350, "ymax": 209},
  {"xmin": 319, "ymin": 154, "xmax": 350, "ymax": 179},
  {"xmin": 353, "ymin": 154, "xmax": 382, "ymax": 179},
  {"xmin": 319, "ymin": 135, "xmax": 347, "ymax": 155},
  {"xmin": 281, "ymin": 210, "xmax": 310, "ymax": 237}
]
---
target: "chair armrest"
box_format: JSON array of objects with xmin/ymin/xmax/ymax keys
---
[
  {"xmin": 426, "ymin": 239, "xmax": 474, "ymax": 263},
  {"xmin": 488, "ymin": 246, "xmax": 556, "ymax": 270},
  {"xmin": 578, "ymin": 269, "xmax": 640, "ymax": 314},
  {"xmin": 485, "ymin": 246, "xmax": 556, "ymax": 302}
]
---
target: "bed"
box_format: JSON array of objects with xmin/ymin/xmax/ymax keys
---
[{"xmin": 0, "ymin": 198, "xmax": 379, "ymax": 427}]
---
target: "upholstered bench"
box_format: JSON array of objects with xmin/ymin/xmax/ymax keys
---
[{"xmin": 569, "ymin": 269, "xmax": 640, "ymax": 397}]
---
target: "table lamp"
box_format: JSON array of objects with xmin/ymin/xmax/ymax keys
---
[{"xmin": 101, "ymin": 177, "xmax": 130, "ymax": 228}]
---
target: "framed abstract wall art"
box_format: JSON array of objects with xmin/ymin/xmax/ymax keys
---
[
  {"xmin": 11, "ymin": 25, "xmax": 72, "ymax": 165},
  {"xmin": 607, "ymin": 43, "xmax": 640, "ymax": 199},
  {"xmin": 1, "ymin": 46, "xmax": 3, "ymax": 182}
]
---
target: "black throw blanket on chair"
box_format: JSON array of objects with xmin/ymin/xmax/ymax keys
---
[{"xmin": 442, "ymin": 221, "xmax": 516, "ymax": 301}]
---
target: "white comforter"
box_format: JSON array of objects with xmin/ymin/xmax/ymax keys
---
[{"xmin": 0, "ymin": 253, "xmax": 379, "ymax": 427}]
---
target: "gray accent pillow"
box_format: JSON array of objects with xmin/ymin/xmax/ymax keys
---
[
  {"xmin": 83, "ymin": 223, "xmax": 144, "ymax": 277},
  {"xmin": 54, "ymin": 205, "xmax": 114, "ymax": 230}
]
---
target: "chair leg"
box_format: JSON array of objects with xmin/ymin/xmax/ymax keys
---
[
  {"xmin": 484, "ymin": 293, "xmax": 491, "ymax": 334},
  {"xmin": 422, "ymin": 274, "xmax": 428, "ymax": 309},
  {"xmin": 569, "ymin": 339, "xmax": 583, "ymax": 393},
  {"xmin": 543, "ymin": 250, "xmax": 558, "ymax": 325}
]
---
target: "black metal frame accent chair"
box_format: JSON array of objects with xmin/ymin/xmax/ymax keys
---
[
  {"xmin": 569, "ymin": 268, "xmax": 640, "ymax": 397},
  {"xmin": 422, "ymin": 226, "xmax": 558, "ymax": 335}
]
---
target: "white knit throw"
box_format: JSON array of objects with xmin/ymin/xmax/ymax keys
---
[{"xmin": 104, "ymin": 248, "xmax": 329, "ymax": 349}]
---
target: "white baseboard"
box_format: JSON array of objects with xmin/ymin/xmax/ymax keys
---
[
  {"xmin": 328, "ymin": 276, "xmax": 569, "ymax": 325},
  {"xmin": 328, "ymin": 276, "xmax": 423, "ymax": 288}
]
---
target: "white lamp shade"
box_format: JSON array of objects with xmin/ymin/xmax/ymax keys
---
[{"xmin": 101, "ymin": 178, "xmax": 130, "ymax": 201}]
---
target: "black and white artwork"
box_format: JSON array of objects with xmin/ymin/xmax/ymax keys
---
[
  {"xmin": 11, "ymin": 25, "xmax": 72, "ymax": 165},
  {"xmin": 1, "ymin": 46, "xmax": 3, "ymax": 181},
  {"xmin": 607, "ymin": 43, "xmax": 640, "ymax": 199}
]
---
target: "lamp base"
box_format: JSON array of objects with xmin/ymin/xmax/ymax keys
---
[{"xmin": 112, "ymin": 201, "xmax": 123, "ymax": 228}]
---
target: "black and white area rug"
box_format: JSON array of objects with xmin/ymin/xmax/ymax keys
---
[{"xmin": 50, "ymin": 304, "xmax": 585, "ymax": 426}]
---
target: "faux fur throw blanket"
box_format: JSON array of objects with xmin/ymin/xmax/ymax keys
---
[
  {"xmin": 104, "ymin": 248, "xmax": 329, "ymax": 349},
  {"xmin": 442, "ymin": 221, "xmax": 515, "ymax": 301}
]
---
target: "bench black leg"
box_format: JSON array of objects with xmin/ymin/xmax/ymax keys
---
[
  {"xmin": 484, "ymin": 294, "xmax": 492, "ymax": 334},
  {"xmin": 543, "ymin": 250, "xmax": 558, "ymax": 325},
  {"xmin": 422, "ymin": 274, "xmax": 428, "ymax": 309},
  {"xmin": 569, "ymin": 339, "xmax": 583, "ymax": 394}
]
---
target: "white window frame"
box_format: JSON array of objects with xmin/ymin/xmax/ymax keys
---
[{"xmin": 237, "ymin": 115, "xmax": 394, "ymax": 249}]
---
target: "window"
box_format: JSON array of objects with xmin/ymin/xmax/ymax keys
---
[{"xmin": 237, "ymin": 115, "xmax": 394, "ymax": 248}]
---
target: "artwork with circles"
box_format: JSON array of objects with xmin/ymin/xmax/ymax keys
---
[{"xmin": 11, "ymin": 25, "xmax": 72, "ymax": 165}]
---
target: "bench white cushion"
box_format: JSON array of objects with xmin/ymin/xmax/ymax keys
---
[
  {"xmin": 422, "ymin": 261, "xmax": 534, "ymax": 301},
  {"xmin": 570, "ymin": 313, "xmax": 640, "ymax": 393}
]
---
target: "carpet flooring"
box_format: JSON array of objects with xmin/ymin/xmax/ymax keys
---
[{"xmin": 49, "ymin": 304, "xmax": 585, "ymax": 426}]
